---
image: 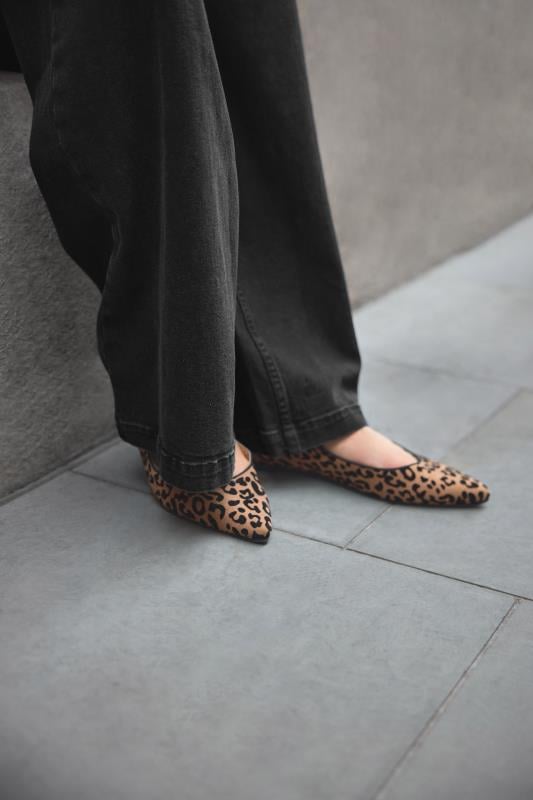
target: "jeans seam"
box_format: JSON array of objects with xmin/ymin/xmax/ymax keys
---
[{"xmin": 236, "ymin": 288, "xmax": 294, "ymax": 436}]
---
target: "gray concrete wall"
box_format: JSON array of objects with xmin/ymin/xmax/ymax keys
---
[
  {"xmin": 0, "ymin": 74, "xmax": 115, "ymax": 497},
  {"xmin": 3, "ymin": 1, "xmax": 533, "ymax": 493},
  {"xmin": 299, "ymin": 0, "xmax": 533, "ymax": 304}
]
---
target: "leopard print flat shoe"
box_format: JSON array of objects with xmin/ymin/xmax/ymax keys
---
[
  {"xmin": 140, "ymin": 448, "xmax": 272, "ymax": 543},
  {"xmin": 253, "ymin": 445, "xmax": 490, "ymax": 507}
]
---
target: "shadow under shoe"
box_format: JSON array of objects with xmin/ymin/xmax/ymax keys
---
[
  {"xmin": 140, "ymin": 449, "xmax": 272, "ymax": 543},
  {"xmin": 253, "ymin": 445, "xmax": 490, "ymax": 507}
]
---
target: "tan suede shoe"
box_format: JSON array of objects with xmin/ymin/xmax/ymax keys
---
[
  {"xmin": 253, "ymin": 445, "xmax": 490, "ymax": 507},
  {"xmin": 140, "ymin": 448, "xmax": 272, "ymax": 542}
]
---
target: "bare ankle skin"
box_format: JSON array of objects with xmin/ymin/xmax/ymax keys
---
[
  {"xmin": 324, "ymin": 426, "xmax": 416, "ymax": 469},
  {"xmin": 234, "ymin": 441, "xmax": 251, "ymax": 475}
]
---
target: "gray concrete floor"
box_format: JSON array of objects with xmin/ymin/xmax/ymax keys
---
[{"xmin": 1, "ymin": 216, "xmax": 533, "ymax": 800}]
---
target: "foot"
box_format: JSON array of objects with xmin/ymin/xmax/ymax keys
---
[
  {"xmin": 253, "ymin": 442, "xmax": 490, "ymax": 506},
  {"xmin": 324, "ymin": 426, "xmax": 416, "ymax": 468},
  {"xmin": 252, "ymin": 428, "xmax": 490, "ymax": 506},
  {"xmin": 139, "ymin": 443, "xmax": 272, "ymax": 543}
]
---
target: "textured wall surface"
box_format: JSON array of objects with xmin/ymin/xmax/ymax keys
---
[
  {"xmin": 3, "ymin": 1, "xmax": 533, "ymax": 493},
  {"xmin": 299, "ymin": 0, "xmax": 533, "ymax": 304},
  {"xmin": 0, "ymin": 73, "xmax": 114, "ymax": 497}
]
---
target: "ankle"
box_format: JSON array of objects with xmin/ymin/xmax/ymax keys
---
[{"xmin": 233, "ymin": 441, "xmax": 251, "ymax": 476}]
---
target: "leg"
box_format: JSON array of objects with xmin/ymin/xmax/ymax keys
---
[
  {"xmin": 206, "ymin": 0, "xmax": 417, "ymax": 470},
  {"xmin": 208, "ymin": 0, "xmax": 489, "ymax": 504},
  {"xmin": 204, "ymin": 0, "xmax": 367, "ymax": 455},
  {"xmin": 2, "ymin": 0, "xmax": 239, "ymax": 490}
]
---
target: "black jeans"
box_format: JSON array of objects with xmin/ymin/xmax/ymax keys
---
[{"xmin": 1, "ymin": 0, "xmax": 366, "ymax": 490}]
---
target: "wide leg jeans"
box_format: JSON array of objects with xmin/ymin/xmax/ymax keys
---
[{"xmin": 1, "ymin": 0, "xmax": 367, "ymax": 489}]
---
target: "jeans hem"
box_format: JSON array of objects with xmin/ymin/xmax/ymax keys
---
[
  {"xmin": 116, "ymin": 418, "xmax": 235, "ymax": 491},
  {"xmin": 235, "ymin": 401, "xmax": 367, "ymax": 455}
]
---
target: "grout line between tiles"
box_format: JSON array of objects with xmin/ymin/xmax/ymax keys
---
[
  {"xmin": 347, "ymin": 547, "xmax": 533, "ymax": 602},
  {"xmin": 363, "ymin": 354, "xmax": 510, "ymax": 387},
  {"xmin": 440, "ymin": 386, "xmax": 525, "ymax": 459},
  {"xmin": 274, "ymin": 525, "xmax": 533, "ymax": 602},
  {"xmin": 272, "ymin": 525, "xmax": 345, "ymax": 549},
  {"xmin": 342, "ymin": 505, "xmax": 393, "ymax": 549},
  {"xmin": 370, "ymin": 598, "xmax": 521, "ymax": 800},
  {"xmin": 60, "ymin": 470, "xmax": 533, "ymax": 603},
  {"xmin": 361, "ymin": 353, "xmax": 530, "ymax": 392},
  {"xmin": 68, "ymin": 468, "xmax": 150, "ymax": 496}
]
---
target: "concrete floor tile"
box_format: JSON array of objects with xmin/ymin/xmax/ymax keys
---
[
  {"xmin": 0, "ymin": 473, "xmax": 511, "ymax": 800},
  {"xmin": 359, "ymin": 359, "xmax": 513, "ymax": 458},
  {"xmin": 443, "ymin": 214, "xmax": 533, "ymax": 290},
  {"xmin": 258, "ymin": 466, "xmax": 385, "ymax": 545},
  {"xmin": 353, "ymin": 390, "xmax": 533, "ymax": 598},
  {"xmin": 73, "ymin": 440, "xmax": 148, "ymax": 493},
  {"xmin": 380, "ymin": 600, "xmax": 533, "ymax": 800},
  {"xmin": 353, "ymin": 269, "xmax": 533, "ymax": 388}
]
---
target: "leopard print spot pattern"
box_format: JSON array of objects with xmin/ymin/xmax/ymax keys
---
[
  {"xmin": 140, "ymin": 449, "xmax": 272, "ymax": 543},
  {"xmin": 253, "ymin": 446, "xmax": 490, "ymax": 507}
]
